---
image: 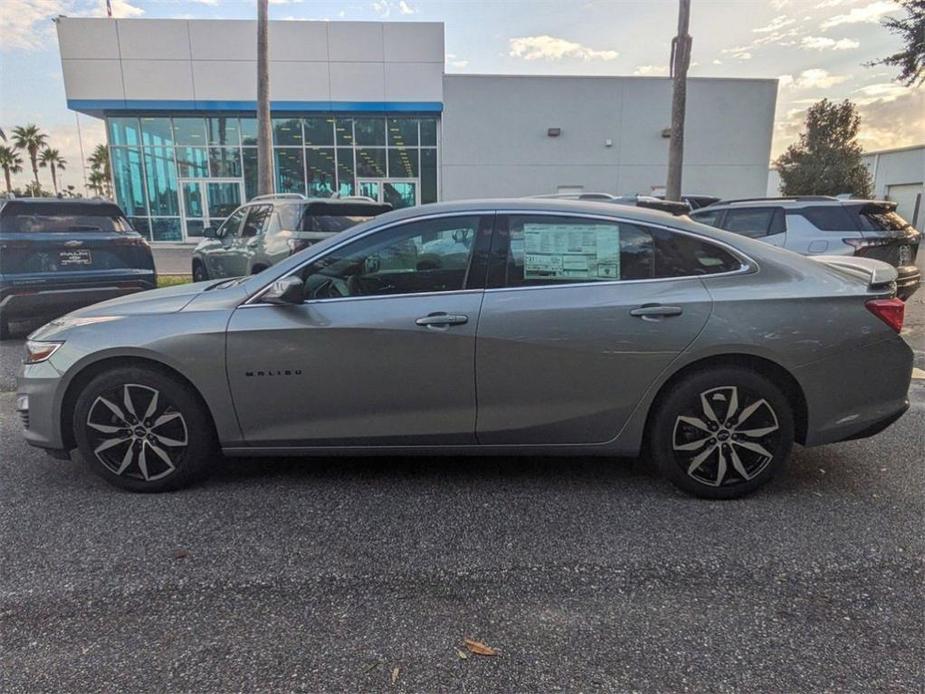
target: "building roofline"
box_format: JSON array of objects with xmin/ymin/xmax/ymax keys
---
[
  {"xmin": 861, "ymin": 144, "xmax": 924, "ymax": 157},
  {"xmin": 444, "ymin": 73, "xmax": 778, "ymax": 84}
]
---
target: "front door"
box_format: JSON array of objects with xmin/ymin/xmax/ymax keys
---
[
  {"xmin": 180, "ymin": 179, "xmax": 243, "ymax": 241},
  {"xmin": 357, "ymin": 178, "xmax": 419, "ymax": 209},
  {"xmin": 225, "ymin": 213, "xmax": 493, "ymax": 446}
]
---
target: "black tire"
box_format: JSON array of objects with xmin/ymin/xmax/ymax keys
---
[
  {"xmin": 73, "ymin": 366, "xmax": 216, "ymax": 492},
  {"xmin": 192, "ymin": 260, "xmax": 208, "ymax": 282},
  {"xmin": 250, "ymin": 264, "xmax": 268, "ymax": 275},
  {"xmin": 649, "ymin": 367, "xmax": 794, "ymax": 499}
]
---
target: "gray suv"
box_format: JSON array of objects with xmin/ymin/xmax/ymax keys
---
[
  {"xmin": 691, "ymin": 196, "xmax": 921, "ymax": 299},
  {"xmin": 191, "ymin": 194, "xmax": 390, "ymax": 280}
]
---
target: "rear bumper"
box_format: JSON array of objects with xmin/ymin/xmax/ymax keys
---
[
  {"xmin": 0, "ymin": 280, "xmax": 154, "ymax": 320},
  {"xmin": 797, "ymin": 335, "xmax": 914, "ymax": 446},
  {"xmin": 895, "ymin": 265, "xmax": 919, "ymax": 301}
]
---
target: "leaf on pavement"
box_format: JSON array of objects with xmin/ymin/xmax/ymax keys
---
[
  {"xmin": 463, "ymin": 638, "xmax": 498, "ymax": 656},
  {"xmin": 174, "ymin": 549, "xmax": 189, "ymax": 559},
  {"xmin": 391, "ymin": 666, "xmax": 400, "ymax": 685},
  {"xmin": 455, "ymin": 648, "xmax": 469, "ymax": 660}
]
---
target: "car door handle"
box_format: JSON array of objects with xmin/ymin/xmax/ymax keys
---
[
  {"xmin": 415, "ymin": 313, "xmax": 469, "ymax": 327},
  {"xmin": 630, "ymin": 305, "xmax": 683, "ymax": 318}
]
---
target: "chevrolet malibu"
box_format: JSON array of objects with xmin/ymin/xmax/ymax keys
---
[{"xmin": 16, "ymin": 199, "xmax": 913, "ymax": 498}]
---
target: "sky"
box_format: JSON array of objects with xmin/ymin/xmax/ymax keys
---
[{"xmin": 0, "ymin": 0, "xmax": 922, "ymax": 193}]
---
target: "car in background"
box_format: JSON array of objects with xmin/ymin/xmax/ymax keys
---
[
  {"xmin": 0, "ymin": 198, "xmax": 155, "ymax": 339},
  {"xmin": 653, "ymin": 193, "xmax": 721, "ymax": 210},
  {"xmin": 691, "ymin": 196, "xmax": 921, "ymax": 299},
  {"xmin": 18, "ymin": 199, "xmax": 913, "ymax": 498},
  {"xmin": 531, "ymin": 192, "xmax": 690, "ymax": 216},
  {"xmin": 191, "ymin": 194, "xmax": 391, "ymax": 281}
]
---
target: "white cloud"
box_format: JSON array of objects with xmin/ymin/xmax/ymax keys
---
[
  {"xmin": 0, "ymin": 0, "xmax": 143, "ymax": 52},
  {"xmin": 371, "ymin": 0, "xmax": 389, "ymax": 17},
  {"xmin": 633, "ymin": 64, "xmax": 668, "ymax": 76},
  {"xmin": 821, "ymin": 1, "xmax": 898, "ymax": 29},
  {"xmin": 508, "ymin": 35, "xmax": 618, "ymax": 62},
  {"xmin": 753, "ymin": 15, "xmax": 797, "ymax": 33},
  {"xmin": 801, "ymin": 36, "xmax": 860, "ymax": 50},
  {"xmin": 445, "ymin": 53, "xmax": 469, "ymax": 69},
  {"xmin": 735, "ymin": 51, "xmax": 752, "ymax": 60},
  {"xmin": 398, "ymin": 0, "xmax": 415, "ymax": 14},
  {"xmin": 779, "ymin": 68, "xmax": 852, "ymax": 89},
  {"xmin": 852, "ymin": 81, "xmax": 915, "ymax": 104},
  {"xmin": 712, "ymin": 59, "xmax": 723, "ymax": 65}
]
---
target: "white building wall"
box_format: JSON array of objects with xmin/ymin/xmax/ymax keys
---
[
  {"xmin": 56, "ymin": 18, "xmax": 445, "ymax": 108},
  {"xmin": 441, "ymin": 75, "xmax": 777, "ymax": 200}
]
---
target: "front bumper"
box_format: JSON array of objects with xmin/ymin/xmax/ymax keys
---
[{"xmin": 16, "ymin": 359, "xmax": 68, "ymax": 452}]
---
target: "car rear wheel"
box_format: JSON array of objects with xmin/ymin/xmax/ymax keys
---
[
  {"xmin": 649, "ymin": 367, "xmax": 794, "ymax": 499},
  {"xmin": 192, "ymin": 260, "xmax": 208, "ymax": 282},
  {"xmin": 73, "ymin": 366, "xmax": 216, "ymax": 492}
]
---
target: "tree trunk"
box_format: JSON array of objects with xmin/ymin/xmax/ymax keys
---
[
  {"xmin": 30, "ymin": 152, "xmax": 40, "ymax": 188},
  {"xmin": 256, "ymin": 0, "xmax": 275, "ymax": 197},
  {"xmin": 51, "ymin": 164, "xmax": 58, "ymax": 195},
  {"xmin": 4, "ymin": 169, "xmax": 11, "ymax": 195},
  {"xmin": 666, "ymin": 0, "xmax": 692, "ymax": 202}
]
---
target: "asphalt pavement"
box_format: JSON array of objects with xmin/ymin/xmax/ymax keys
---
[{"xmin": 1, "ymin": 277, "xmax": 924, "ymax": 692}]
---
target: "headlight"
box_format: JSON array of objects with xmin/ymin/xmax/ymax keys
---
[{"xmin": 24, "ymin": 340, "xmax": 64, "ymax": 364}]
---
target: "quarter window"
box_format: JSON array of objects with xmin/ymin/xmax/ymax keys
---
[
  {"xmin": 497, "ymin": 215, "xmax": 740, "ymax": 288},
  {"xmin": 691, "ymin": 209, "xmax": 723, "ymax": 228},
  {"xmin": 297, "ymin": 215, "xmax": 481, "ymax": 300},
  {"xmin": 722, "ymin": 207, "xmax": 783, "ymax": 238}
]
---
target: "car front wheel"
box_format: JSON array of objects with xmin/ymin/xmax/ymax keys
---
[
  {"xmin": 192, "ymin": 260, "xmax": 209, "ymax": 282},
  {"xmin": 649, "ymin": 367, "xmax": 794, "ymax": 499},
  {"xmin": 73, "ymin": 366, "xmax": 216, "ymax": 492}
]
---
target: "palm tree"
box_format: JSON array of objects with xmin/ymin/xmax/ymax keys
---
[
  {"xmin": 88, "ymin": 144, "xmax": 111, "ymax": 197},
  {"xmin": 11, "ymin": 124, "xmax": 49, "ymax": 189},
  {"xmin": 88, "ymin": 170, "xmax": 106, "ymax": 197},
  {"xmin": 39, "ymin": 148, "xmax": 67, "ymax": 195},
  {"xmin": 0, "ymin": 145, "xmax": 23, "ymax": 196}
]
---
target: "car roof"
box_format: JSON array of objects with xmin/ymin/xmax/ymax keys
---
[
  {"xmin": 698, "ymin": 197, "xmax": 895, "ymax": 210},
  {"xmin": 0, "ymin": 197, "xmax": 118, "ymax": 206}
]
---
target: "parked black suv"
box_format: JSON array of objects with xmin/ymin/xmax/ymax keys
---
[
  {"xmin": 191, "ymin": 194, "xmax": 392, "ymax": 280},
  {"xmin": 0, "ymin": 198, "xmax": 156, "ymax": 338}
]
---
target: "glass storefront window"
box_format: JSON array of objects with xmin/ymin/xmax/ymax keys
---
[
  {"xmin": 173, "ymin": 118, "xmax": 207, "ymax": 146},
  {"xmin": 207, "ymin": 117, "xmax": 241, "ymax": 147},
  {"xmin": 209, "ymin": 147, "xmax": 242, "ymax": 177},
  {"xmin": 356, "ymin": 148, "xmax": 386, "ymax": 177},
  {"xmin": 355, "ymin": 118, "xmax": 385, "ymax": 146},
  {"xmin": 207, "ymin": 181, "xmax": 242, "ymax": 218},
  {"xmin": 388, "ymin": 118, "xmax": 418, "ymax": 147},
  {"xmin": 304, "ymin": 117, "xmax": 334, "ymax": 146},
  {"xmin": 140, "ymin": 118, "xmax": 174, "ymax": 147},
  {"xmin": 421, "ymin": 148, "xmax": 437, "ymax": 204},
  {"xmin": 110, "ymin": 147, "xmax": 146, "ymax": 217},
  {"xmin": 388, "ymin": 147, "xmax": 419, "ymax": 178},
  {"xmin": 109, "ymin": 118, "xmax": 141, "ymax": 147},
  {"xmin": 176, "ymin": 147, "xmax": 209, "ymax": 177},
  {"xmin": 335, "ymin": 118, "xmax": 354, "ymax": 146},
  {"xmin": 336, "ymin": 147, "xmax": 355, "ymax": 196},
  {"xmin": 150, "ymin": 218, "xmax": 182, "ymax": 242},
  {"xmin": 129, "ymin": 217, "xmax": 150, "ymax": 239},
  {"xmin": 306, "ymin": 148, "xmax": 336, "ymax": 197},
  {"xmin": 421, "ymin": 119, "xmax": 437, "ymax": 147},
  {"xmin": 240, "ymin": 119, "xmax": 258, "ymax": 146},
  {"xmin": 273, "ymin": 118, "xmax": 303, "ymax": 146},
  {"xmin": 143, "ymin": 147, "xmax": 179, "ymax": 216},
  {"xmin": 242, "ymin": 148, "xmax": 258, "ymax": 201},
  {"xmin": 274, "ymin": 148, "xmax": 304, "ymax": 194}
]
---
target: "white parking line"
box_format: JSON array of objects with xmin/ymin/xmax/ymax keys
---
[{"xmin": 912, "ymin": 367, "xmax": 925, "ymax": 381}]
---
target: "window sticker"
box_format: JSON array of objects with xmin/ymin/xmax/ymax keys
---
[{"xmin": 522, "ymin": 223, "xmax": 620, "ymax": 280}]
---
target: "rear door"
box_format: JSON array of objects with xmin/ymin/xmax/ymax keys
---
[
  {"xmin": 0, "ymin": 201, "xmax": 153, "ymax": 284},
  {"xmin": 475, "ymin": 213, "xmax": 742, "ymax": 445}
]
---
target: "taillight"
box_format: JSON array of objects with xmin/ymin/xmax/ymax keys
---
[
  {"xmin": 865, "ymin": 298, "xmax": 905, "ymax": 332},
  {"xmin": 844, "ymin": 238, "xmax": 892, "ymax": 252}
]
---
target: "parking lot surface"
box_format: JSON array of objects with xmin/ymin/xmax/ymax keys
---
[{"xmin": 1, "ymin": 282, "xmax": 923, "ymax": 692}]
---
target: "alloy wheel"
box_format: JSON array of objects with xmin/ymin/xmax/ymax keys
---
[
  {"xmin": 85, "ymin": 383, "xmax": 189, "ymax": 482},
  {"xmin": 671, "ymin": 385, "xmax": 780, "ymax": 488}
]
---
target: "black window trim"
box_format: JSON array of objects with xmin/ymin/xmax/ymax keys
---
[{"xmin": 243, "ymin": 209, "xmax": 756, "ymax": 306}]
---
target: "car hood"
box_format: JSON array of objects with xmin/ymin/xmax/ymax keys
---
[{"xmin": 63, "ymin": 279, "xmax": 218, "ymax": 318}]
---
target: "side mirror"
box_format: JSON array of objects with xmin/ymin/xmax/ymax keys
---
[
  {"xmin": 263, "ymin": 275, "xmax": 304, "ymax": 305},
  {"xmin": 203, "ymin": 226, "xmax": 216, "ymax": 238}
]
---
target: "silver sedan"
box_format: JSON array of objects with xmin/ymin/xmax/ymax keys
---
[{"xmin": 16, "ymin": 199, "xmax": 913, "ymax": 498}]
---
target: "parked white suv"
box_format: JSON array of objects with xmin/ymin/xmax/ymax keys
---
[{"xmin": 691, "ymin": 196, "xmax": 920, "ymax": 299}]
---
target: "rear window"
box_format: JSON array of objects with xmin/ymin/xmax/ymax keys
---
[
  {"xmin": 858, "ymin": 207, "xmax": 912, "ymax": 232},
  {"xmin": 799, "ymin": 206, "xmax": 855, "ymax": 231},
  {"xmin": 0, "ymin": 202, "xmax": 132, "ymax": 233},
  {"xmin": 297, "ymin": 201, "xmax": 391, "ymax": 233}
]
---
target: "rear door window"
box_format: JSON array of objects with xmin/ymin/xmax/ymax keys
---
[
  {"xmin": 0, "ymin": 202, "xmax": 132, "ymax": 233},
  {"xmin": 721, "ymin": 208, "xmax": 780, "ymax": 238},
  {"xmin": 493, "ymin": 215, "xmax": 741, "ymax": 288}
]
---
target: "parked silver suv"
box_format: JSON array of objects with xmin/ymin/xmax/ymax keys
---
[
  {"xmin": 691, "ymin": 196, "xmax": 920, "ymax": 299},
  {"xmin": 191, "ymin": 194, "xmax": 391, "ymax": 281}
]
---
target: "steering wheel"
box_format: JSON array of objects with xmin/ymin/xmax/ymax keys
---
[{"xmin": 314, "ymin": 276, "xmax": 351, "ymax": 299}]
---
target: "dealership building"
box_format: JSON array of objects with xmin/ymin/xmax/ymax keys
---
[{"xmin": 57, "ymin": 18, "xmax": 777, "ymax": 243}]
